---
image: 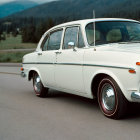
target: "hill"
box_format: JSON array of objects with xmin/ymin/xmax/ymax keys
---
[
  {"xmin": 0, "ymin": 0, "xmax": 38, "ymax": 18},
  {"xmin": 5, "ymin": 0, "xmax": 140, "ymax": 20},
  {"xmin": 0, "ymin": 0, "xmax": 140, "ymax": 44}
]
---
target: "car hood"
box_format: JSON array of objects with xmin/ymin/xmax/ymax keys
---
[{"xmin": 98, "ymin": 43, "xmax": 140, "ymax": 54}]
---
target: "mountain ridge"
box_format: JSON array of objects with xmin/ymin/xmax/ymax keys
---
[
  {"xmin": 4, "ymin": 0, "xmax": 140, "ymax": 20},
  {"xmin": 0, "ymin": 0, "xmax": 38, "ymax": 18}
]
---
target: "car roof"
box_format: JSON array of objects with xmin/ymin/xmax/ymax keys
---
[
  {"xmin": 37, "ymin": 18, "xmax": 140, "ymax": 51},
  {"xmin": 50, "ymin": 18, "xmax": 139, "ymax": 29}
]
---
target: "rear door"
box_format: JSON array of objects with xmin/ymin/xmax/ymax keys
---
[{"xmin": 37, "ymin": 29, "xmax": 63, "ymax": 87}]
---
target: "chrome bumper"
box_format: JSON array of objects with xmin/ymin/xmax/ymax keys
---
[
  {"xmin": 21, "ymin": 71, "xmax": 26, "ymax": 78},
  {"xmin": 131, "ymin": 92, "xmax": 140, "ymax": 102}
]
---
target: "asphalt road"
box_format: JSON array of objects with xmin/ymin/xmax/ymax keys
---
[{"xmin": 0, "ymin": 66, "xmax": 140, "ymax": 140}]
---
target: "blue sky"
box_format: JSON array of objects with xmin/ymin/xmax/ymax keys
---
[{"xmin": 0, "ymin": 0, "xmax": 57, "ymax": 4}]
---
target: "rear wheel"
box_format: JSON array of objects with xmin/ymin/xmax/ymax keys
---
[
  {"xmin": 97, "ymin": 76, "xmax": 128, "ymax": 119},
  {"xmin": 33, "ymin": 72, "xmax": 49, "ymax": 97}
]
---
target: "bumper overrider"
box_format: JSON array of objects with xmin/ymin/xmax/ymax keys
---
[
  {"xmin": 131, "ymin": 92, "xmax": 140, "ymax": 102},
  {"xmin": 21, "ymin": 71, "xmax": 26, "ymax": 77}
]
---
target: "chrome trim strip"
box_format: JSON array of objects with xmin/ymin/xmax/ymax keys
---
[
  {"xmin": 22, "ymin": 62, "xmax": 134, "ymax": 70},
  {"xmin": 23, "ymin": 62, "xmax": 52, "ymax": 65},
  {"xmin": 84, "ymin": 64, "xmax": 133, "ymax": 70},
  {"xmin": 55, "ymin": 63, "xmax": 83, "ymax": 66}
]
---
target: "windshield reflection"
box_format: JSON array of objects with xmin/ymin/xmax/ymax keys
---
[{"xmin": 85, "ymin": 21, "xmax": 140, "ymax": 46}]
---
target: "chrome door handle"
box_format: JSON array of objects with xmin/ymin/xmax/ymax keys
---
[
  {"xmin": 37, "ymin": 52, "xmax": 42, "ymax": 55},
  {"xmin": 55, "ymin": 51, "xmax": 62, "ymax": 54}
]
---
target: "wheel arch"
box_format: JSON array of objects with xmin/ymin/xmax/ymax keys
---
[
  {"xmin": 28, "ymin": 68, "xmax": 42, "ymax": 81},
  {"xmin": 28, "ymin": 70, "xmax": 36, "ymax": 81},
  {"xmin": 91, "ymin": 70, "xmax": 125, "ymax": 99}
]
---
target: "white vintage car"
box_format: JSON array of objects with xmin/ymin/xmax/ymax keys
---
[{"xmin": 21, "ymin": 18, "xmax": 140, "ymax": 119}]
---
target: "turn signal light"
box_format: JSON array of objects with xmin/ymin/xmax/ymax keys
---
[
  {"xmin": 136, "ymin": 62, "xmax": 140, "ymax": 65},
  {"xmin": 21, "ymin": 67, "xmax": 24, "ymax": 71},
  {"xmin": 129, "ymin": 69, "xmax": 136, "ymax": 74}
]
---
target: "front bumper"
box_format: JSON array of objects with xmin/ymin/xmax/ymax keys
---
[{"xmin": 131, "ymin": 92, "xmax": 140, "ymax": 102}]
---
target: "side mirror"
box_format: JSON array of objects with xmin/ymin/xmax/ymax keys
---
[
  {"xmin": 68, "ymin": 42, "xmax": 75, "ymax": 47},
  {"xmin": 68, "ymin": 42, "xmax": 76, "ymax": 51}
]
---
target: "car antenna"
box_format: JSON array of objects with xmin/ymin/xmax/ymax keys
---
[{"xmin": 93, "ymin": 10, "xmax": 96, "ymax": 51}]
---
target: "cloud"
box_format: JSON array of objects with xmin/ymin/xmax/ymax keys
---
[{"xmin": 0, "ymin": 0, "xmax": 15, "ymax": 4}]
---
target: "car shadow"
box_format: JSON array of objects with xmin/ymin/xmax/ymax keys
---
[
  {"xmin": 48, "ymin": 89, "xmax": 140, "ymax": 120},
  {"xmin": 48, "ymin": 89, "xmax": 99, "ymax": 110},
  {"xmin": 124, "ymin": 103, "xmax": 140, "ymax": 120}
]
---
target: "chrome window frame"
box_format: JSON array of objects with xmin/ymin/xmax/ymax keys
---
[
  {"xmin": 62, "ymin": 25, "xmax": 85, "ymax": 49},
  {"xmin": 41, "ymin": 27, "xmax": 64, "ymax": 51}
]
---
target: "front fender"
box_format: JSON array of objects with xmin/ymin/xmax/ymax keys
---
[{"xmin": 87, "ymin": 68, "xmax": 134, "ymax": 101}]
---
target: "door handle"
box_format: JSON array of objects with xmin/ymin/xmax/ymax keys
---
[
  {"xmin": 55, "ymin": 51, "xmax": 62, "ymax": 54},
  {"xmin": 37, "ymin": 52, "xmax": 42, "ymax": 55}
]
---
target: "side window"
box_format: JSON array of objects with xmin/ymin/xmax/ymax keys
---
[
  {"xmin": 127, "ymin": 25, "xmax": 140, "ymax": 41},
  {"xmin": 78, "ymin": 29, "xmax": 84, "ymax": 48},
  {"xmin": 47, "ymin": 29, "xmax": 63, "ymax": 50},
  {"xmin": 63, "ymin": 27, "xmax": 79, "ymax": 49},
  {"xmin": 42, "ymin": 35, "xmax": 49, "ymax": 51}
]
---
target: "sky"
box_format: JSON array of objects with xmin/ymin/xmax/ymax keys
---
[{"xmin": 0, "ymin": 0, "xmax": 56, "ymax": 4}]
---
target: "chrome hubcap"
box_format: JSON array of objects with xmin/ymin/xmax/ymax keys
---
[
  {"xmin": 34, "ymin": 75, "xmax": 41, "ymax": 93},
  {"xmin": 101, "ymin": 84, "xmax": 115, "ymax": 111}
]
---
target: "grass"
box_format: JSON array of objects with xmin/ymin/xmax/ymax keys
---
[
  {"xmin": 0, "ymin": 51, "xmax": 32, "ymax": 63},
  {"xmin": 0, "ymin": 34, "xmax": 36, "ymax": 62},
  {"xmin": 0, "ymin": 35, "xmax": 37, "ymax": 50}
]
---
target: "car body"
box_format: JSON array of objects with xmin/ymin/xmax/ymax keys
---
[{"xmin": 21, "ymin": 18, "xmax": 140, "ymax": 119}]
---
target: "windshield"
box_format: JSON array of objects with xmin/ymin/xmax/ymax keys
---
[{"xmin": 85, "ymin": 21, "xmax": 140, "ymax": 46}]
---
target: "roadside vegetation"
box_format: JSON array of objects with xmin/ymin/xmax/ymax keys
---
[
  {"xmin": 0, "ymin": 51, "xmax": 32, "ymax": 63},
  {"xmin": 0, "ymin": 34, "xmax": 36, "ymax": 62},
  {"xmin": 0, "ymin": 19, "xmax": 53, "ymax": 63},
  {"xmin": 0, "ymin": 0, "xmax": 140, "ymax": 63},
  {"xmin": 0, "ymin": 35, "xmax": 37, "ymax": 50}
]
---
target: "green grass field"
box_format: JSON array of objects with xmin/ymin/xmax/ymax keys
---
[
  {"xmin": 0, "ymin": 35, "xmax": 37, "ymax": 50},
  {"xmin": 0, "ymin": 35, "xmax": 36, "ymax": 62},
  {"xmin": 0, "ymin": 51, "xmax": 32, "ymax": 63}
]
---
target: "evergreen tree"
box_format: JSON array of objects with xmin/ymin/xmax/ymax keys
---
[
  {"xmin": 47, "ymin": 18, "xmax": 55, "ymax": 30},
  {"xmin": 22, "ymin": 24, "xmax": 37, "ymax": 43},
  {"xmin": 35, "ymin": 22, "xmax": 46, "ymax": 42},
  {"xmin": 0, "ymin": 32, "xmax": 2, "ymax": 42}
]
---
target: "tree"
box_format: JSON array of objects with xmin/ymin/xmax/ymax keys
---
[
  {"xmin": 35, "ymin": 22, "xmax": 46, "ymax": 42},
  {"xmin": 12, "ymin": 29, "xmax": 18, "ymax": 37},
  {"xmin": 22, "ymin": 24, "xmax": 37, "ymax": 43},
  {"xmin": 0, "ymin": 32, "xmax": 2, "ymax": 42},
  {"xmin": 47, "ymin": 18, "xmax": 55, "ymax": 29}
]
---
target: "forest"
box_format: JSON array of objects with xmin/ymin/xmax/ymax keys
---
[{"xmin": 0, "ymin": 0, "xmax": 140, "ymax": 43}]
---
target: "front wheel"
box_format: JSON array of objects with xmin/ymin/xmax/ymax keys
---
[
  {"xmin": 97, "ymin": 76, "xmax": 128, "ymax": 119},
  {"xmin": 33, "ymin": 72, "xmax": 49, "ymax": 97}
]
